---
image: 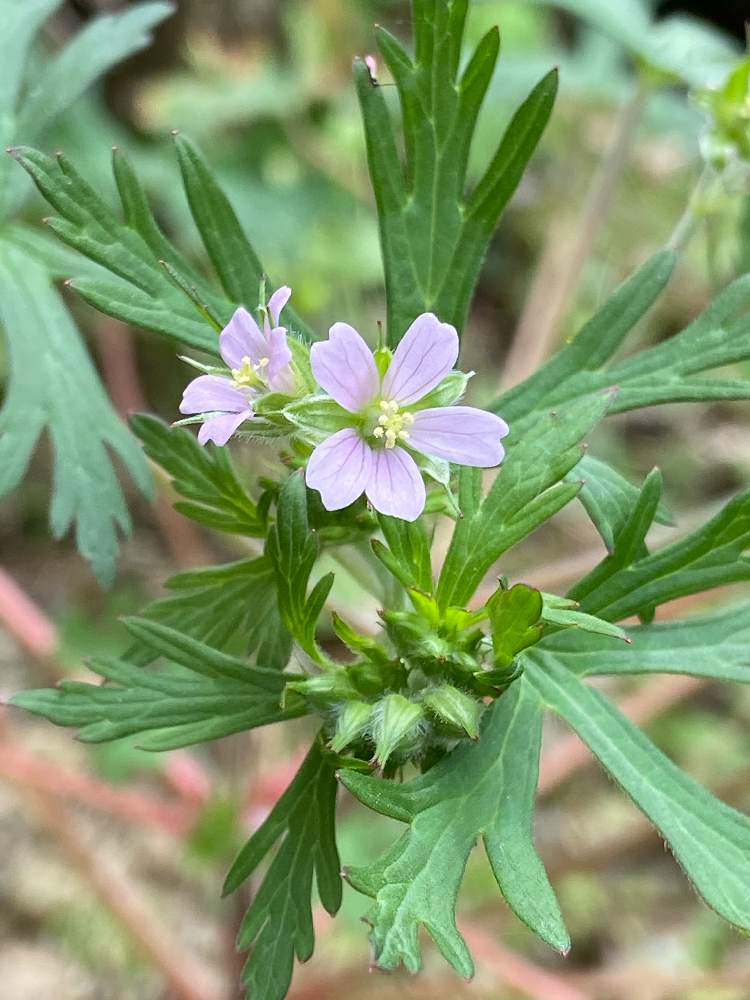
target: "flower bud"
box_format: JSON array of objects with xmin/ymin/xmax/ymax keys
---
[
  {"xmin": 371, "ymin": 694, "xmax": 424, "ymax": 768},
  {"xmin": 423, "ymin": 684, "xmax": 483, "ymax": 740},
  {"xmin": 329, "ymin": 701, "xmax": 374, "ymax": 753},
  {"xmin": 285, "ymin": 671, "xmax": 357, "ymax": 707}
]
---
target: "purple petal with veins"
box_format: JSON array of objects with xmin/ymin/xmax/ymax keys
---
[
  {"xmin": 382, "ymin": 313, "xmax": 459, "ymax": 405},
  {"xmin": 267, "ymin": 326, "xmax": 294, "ymax": 390},
  {"xmin": 365, "ymin": 447, "xmax": 425, "ymax": 521},
  {"xmin": 198, "ymin": 410, "xmax": 252, "ymax": 446},
  {"xmin": 267, "ymin": 285, "xmax": 292, "ymax": 326},
  {"xmin": 219, "ymin": 307, "xmax": 268, "ymax": 369},
  {"xmin": 408, "ymin": 406, "xmax": 509, "ymax": 466},
  {"xmin": 305, "ymin": 428, "xmax": 373, "ymax": 510},
  {"xmin": 310, "ymin": 323, "xmax": 380, "ymax": 412},
  {"xmin": 180, "ymin": 374, "xmax": 251, "ymax": 415}
]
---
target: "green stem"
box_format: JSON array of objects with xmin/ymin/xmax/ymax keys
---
[{"xmin": 667, "ymin": 165, "xmax": 714, "ymax": 252}]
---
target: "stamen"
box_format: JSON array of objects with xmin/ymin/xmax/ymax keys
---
[
  {"xmin": 372, "ymin": 400, "xmax": 413, "ymax": 449},
  {"xmin": 231, "ymin": 355, "xmax": 270, "ymax": 389}
]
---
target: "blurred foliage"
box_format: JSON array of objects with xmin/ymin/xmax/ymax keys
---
[{"xmin": 4, "ymin": 1, "xmax": 750, "ymax": 999}]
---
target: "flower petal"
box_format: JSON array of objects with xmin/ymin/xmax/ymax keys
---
[
  {"xmin": 197, "ymin": 409, "xmax": 252, "ymax": 446},
  {"xmin": 266, "ymin": 326, "xmax": 294, "ymax": 391},
  {"xmin": 408, "ymin": 406, "xmax": 509, "ymax": 466},
  {"xmin": 180, "ymin": 374, "xmax": 249, "ymax": 415},
  {"xmin": 306, "ymin": 428, "xmax": 373, "ymax": 511},
  {"xmin": 310, "ymin": 323, "xmax": 379, "ymax": 412},
  {"xmin": 267, "ymin": 285, "xmax": 291, "ymax": 326},
  {"xmin": 365, "ymin": 447, "xmax": 425, "ymax": 521},
  {"xmin": 382, "ymin": 313, "xmax": 459, "ymax": 405},
  {"xmin": 219, "ymin": 307, "xmax": 267, "ymax": 369}
]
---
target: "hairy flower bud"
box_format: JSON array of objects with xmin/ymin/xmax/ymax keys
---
[{"xmin": 371, "ymin": 694, "xmax": 424, "ymax": 768}]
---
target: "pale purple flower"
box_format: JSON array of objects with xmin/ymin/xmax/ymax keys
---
[
  {"xmin": 306, "ymin": 313, "xmax": 509, "ymax": 521},
  {"xmin": 180, "ymin": 286, "xmax": 294, "ymax": 445}
]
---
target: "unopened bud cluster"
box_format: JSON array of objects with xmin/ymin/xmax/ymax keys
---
[{"xmin": 284, "ymin": 597, "xmax": 521, "ymax": 773}]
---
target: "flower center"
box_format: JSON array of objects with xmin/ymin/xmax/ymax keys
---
[
  {"xmin": 372, "ymin": 399, "xmax": 414, "ymax": 449},
  {"xmin": 232, "ymin": 356, "xmax": 269, "ymax": 390}
]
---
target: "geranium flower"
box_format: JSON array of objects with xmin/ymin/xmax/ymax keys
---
[
  {"xmin": 306, "ymin": 313, "xmax": 509, "ymax": 520},
  {"xmin": 180, "ymin": 286, "xmax": 294, "ymax": 445}
]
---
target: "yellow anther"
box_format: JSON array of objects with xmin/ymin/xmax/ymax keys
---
[
  {"xmin": 231, "ymin": 355, "xmax": 269, "ymax": 389},
  {"xmin": 372, "ymin": 400, "xmax": 413, "ymax": 449}
]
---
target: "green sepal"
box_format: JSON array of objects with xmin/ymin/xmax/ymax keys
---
[
  {"xmin": 423, "ymin": 685, "xmax": 482, "ymax": 740},
  {"xmin": 415, "ymin": 371, "xmax": 471, "ymax": 409},
  {"xmin": 284, "ymin": 394, "xmax": 353, "ymax": 442},
  {"xmin": 285, "ymin": 671, "xmax": 359, "ymax": 707},
  {"xmin": 372, "ymin": 694, "xmax": 424, "ymax": 768},
  {"xmin": 329, "ymin": 701, "xmax": 375, "ymax": 753}
]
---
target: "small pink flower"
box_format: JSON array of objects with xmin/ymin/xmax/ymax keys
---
[
  {"xmin": 179, "ymin": 286, "xmax": 294, "ymax": 445},
  {"xmin": 306, "ymin": 314, "xmax": 509, "ymax": 521}
]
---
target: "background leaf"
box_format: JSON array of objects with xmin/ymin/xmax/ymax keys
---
[
  {"xmin": 15, "ymin": 3, "xmax": 175, "ymax": 142},
  {"xmin": 0, "ymin": 246, "xmax": 151, "ymax": 583}
]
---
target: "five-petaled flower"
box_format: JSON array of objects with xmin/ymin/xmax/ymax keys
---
[
  {"xmin": 305, "ymin": 313, "xmax": 509, "ymax": 520},
  {"xmin": 180, "ymin": 286, "xmax": 294, "ymax": 445}
]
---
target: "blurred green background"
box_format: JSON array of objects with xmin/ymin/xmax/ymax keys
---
[{"xmin": 2, "ymin": 2, "xmax": 750, "ymax": 998}]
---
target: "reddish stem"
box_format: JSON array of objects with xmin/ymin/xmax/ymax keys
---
[
  {"xmin": 25, "ymin": 790, "xmax": 221, "ymax": 1000},
  {"xmin": 0, "ymin": 738, "xmax": 196, "ymax": 835}
]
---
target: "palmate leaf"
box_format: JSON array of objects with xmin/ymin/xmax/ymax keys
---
[
  {"xmin": 525, "ymin": 658, "xmax": 750, "ymax": 935},
  {"xmin": 339, "ymin": 678, "xmax": 569, "ymax": 977},
  {"xmin": 528, "ymin": 601, "xmax": 750, "ymax": 684},
  {"xmin": 131, "ymin": 557, "xmax": 292, "ymax": 671},
  {"xmin": 131, "ymin": 413, "xmax": 266, "ymax": 536},
  {"xmin": 574, "ymin": 489, "xmax": 750, "ymax": 622},
  {"xmin": 0, "ymin": 246, "xmax": 151, "ymax": 584},
  {"xmin": 357, "ymin": 0, "xmax": 557, "ymax": 343},
  {"xmin": 12, "ymin": 135, "xmax": 314, "ymax": 350},
  {"xmin": 267, "ymin": 473, "xmax": 334, "ymax": 663},
  {"xmin": 11, "ymin": 618, "xmax": 303, "ymax": 751},
  {"xmin": 567, "ymin": 455, "xmax": 673, "ymax": 553},
  {"xmin": 373, "ymin": 513, "xmax": 433, "ymax": 593},
  {"xmin": 436, "ymin": 389, "xmax": 613, "ymax": 610},
  {"xmin": 223, "ymin": 739, "xmax": 341, "ymax": 1000},
  {"xmin": 11, "ymin": 145, "xmax": 225, "ymax": 352},
  {"xmin": 492, "ymin": 254, "xmax": 750, "ymax": 425},
  {"xmin": 172, "ymin": 134, "xmax": 314, "ymax": 339}
]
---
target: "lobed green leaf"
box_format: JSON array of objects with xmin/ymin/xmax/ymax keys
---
[
  {"xmin": 340, "ymin": 678, "xmax": 569, "ymax": 976},
  {"xmin": 527, "ymin": 658, "xmax": 750, "ymax": 935},
  {"xmin": 225, "ymin": 739, "xmax": 341, "ymax": 1000}
]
